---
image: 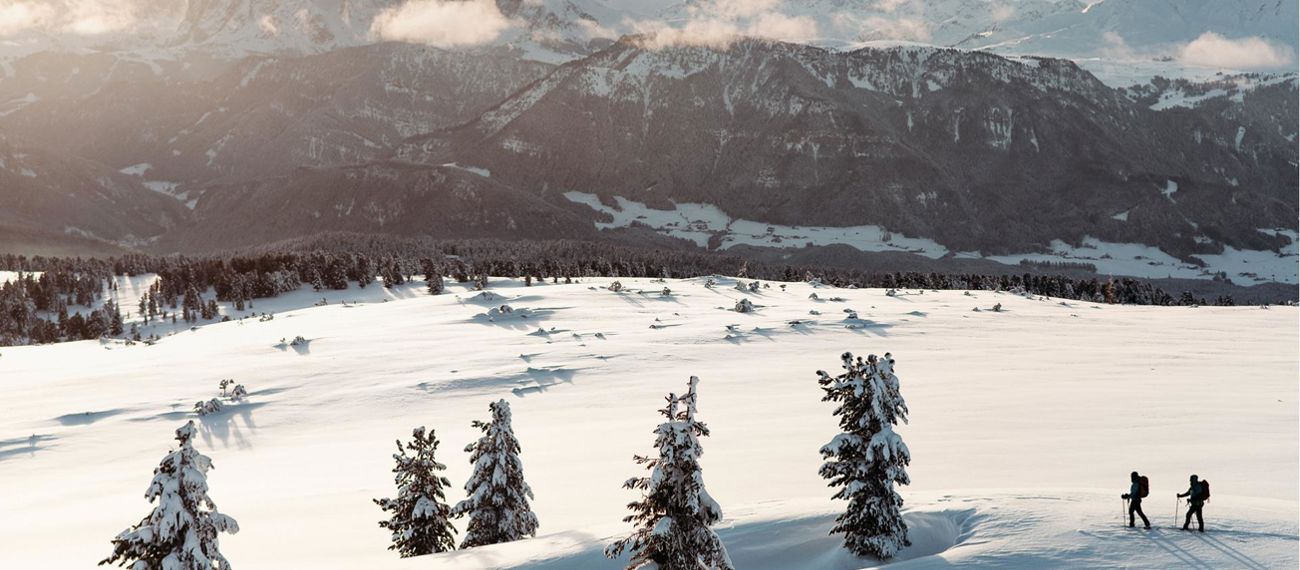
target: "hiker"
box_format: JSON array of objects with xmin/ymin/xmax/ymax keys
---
[
  {"xmin": 1121, "ymin": 471, "xmax": 1151, "ymax": 528},
  {"xmin": 1177, "ymin": 474, "xmax": 1208, "ymax": 532}
]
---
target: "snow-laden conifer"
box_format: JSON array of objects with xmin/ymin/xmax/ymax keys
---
[
  {"xmin": 817, "ymin": 352, "xmax": 911, "ymax": 559},
  {"xmin": 374, "ymin": 427, "xmax": 457, "ymax": 557},
  {"xmin": 606, "ymin": 376, "xmax": 733, "ymax": 570},
  {"xmin": 100, "ymin": 421, "xmax": 239, "ymax": 569},
  {"xmin": 452, "ymin": 399, "xmax": 538, "ymax": 548}
]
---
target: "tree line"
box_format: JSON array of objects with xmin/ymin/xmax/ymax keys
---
[{"xmin": 1, "ymin": 238, "xmax": 1243, "ymax": 346}]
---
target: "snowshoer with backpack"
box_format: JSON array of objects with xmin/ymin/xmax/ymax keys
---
[
  {"xmin": 1177, "ymin": 475, "xmax": 1209, "ymax": 532},
  {"xmin": 1121, "ymin": 471, "xmax": 1151, "ymax": 528}
]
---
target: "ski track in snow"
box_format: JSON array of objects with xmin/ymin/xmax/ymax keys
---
[{"xmin": 0, "ymin": 277, "xmax": 1296, "ymax": 569}]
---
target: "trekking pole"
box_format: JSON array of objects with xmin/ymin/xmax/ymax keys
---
[{"xmin": 1174, "ymin": 496, "xmax": 1179, "ymax": 527}]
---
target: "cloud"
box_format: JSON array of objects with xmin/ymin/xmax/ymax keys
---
[
  {"xmin": 258, "ymin": 14, "xmax": 279, "ymax": 37},
  {"xmin": 0, "ymin": 2, "xmax": 54, "ymax": 36},
  {"xmin": 1098, "ymin": 30, "xmax": 1134, "ymax": 59},
  {"xmin": 870, "ymin": 0, "xmax": 911, "ymax": 13},
  {"xmin": 61, "ymin": 0, "xmax": 141, "ymax": 35},
  {"xmin": 0, "ymin": 0, "xmax": 157, "ymax": 37},
  {"xmin": 1177, "ymin": 32, "xmax": 1294, "ymax": 70},
  {"xmin": 831, "ymin": 12, "xmax": 931, "ymax": 43},
  {"xmin": 371, "ymin": 0, "xmax": 512, "ymax": 48},
  {"xmin": 632, "ymin": 0, "xmax": 819, "ymax": 48}
]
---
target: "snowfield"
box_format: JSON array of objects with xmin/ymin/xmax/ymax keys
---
[
  {"xmin": 1, "ymin": 277, "xmax": 1296, "ymax": 569},
  {"xmin": 563, "ymin": 192, "xmax": 1300, "ymax": 285}
]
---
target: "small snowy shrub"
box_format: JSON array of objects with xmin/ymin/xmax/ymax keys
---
[
  {"xmin": 734, "ymin": 298, "xmax": 754, "ymax": 313},
  {"xmin": 194, "ymin": 398, "xmax": 223, "ymax": 417},
  {"xmin": 610, "ymin": 281, "xmax": 624, "ymax": 293}
]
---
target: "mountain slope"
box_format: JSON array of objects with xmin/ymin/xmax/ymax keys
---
[
  {"xmin": 0, "ymin": 43, "xmax": 554, "ymax": 185},
  {"xmin": 0, "ymin": 137, "xmax": 187, "ymax": 249},
  {"xmin": 159, "ymin": 161, "xmax": 598, "ymax": 252},
  {"xmin": 403, "ymin": 38, "xmax": 1296, "ymax": 258}
]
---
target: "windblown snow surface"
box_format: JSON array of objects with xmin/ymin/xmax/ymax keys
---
[{"xmin": 1, "ymin": 277, "xmax": 1296, "ymax": 569}]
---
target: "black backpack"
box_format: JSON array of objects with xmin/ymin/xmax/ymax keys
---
[{"xmin": 1138, "ymin": 476, "xmax": 1150, "ymax": 498}]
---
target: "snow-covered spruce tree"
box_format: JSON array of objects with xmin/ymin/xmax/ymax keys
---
[
  {"xmin": 452, "ymin": 399, "xmax": 538, "ymax": 548},
  {"xmin": 817, "ymin": 352, "xmax": 911, "ymax": 559},
  {"xmin": 374, "ymin": 427, "xmax": 457, "ymax": 557},
  {"xmin": 421, "ymin": 258, "xmax": 444, "ymax": 295},
  {"xmin": 100, "ymin": 421, "xmax": 239, "ymax": 569},
  {"xmin": 606, "ymin": 376, "xmax": 733, "ymax": 570}
]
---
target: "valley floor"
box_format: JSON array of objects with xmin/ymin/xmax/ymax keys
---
[{"xmin": 1, "ymin": 277, "xmax": 1296, "ymax": 568}]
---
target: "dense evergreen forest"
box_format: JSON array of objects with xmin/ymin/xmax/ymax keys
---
[{"xmin": 0, "ymin": 237, "xmax": 1256, "ymax": 346}]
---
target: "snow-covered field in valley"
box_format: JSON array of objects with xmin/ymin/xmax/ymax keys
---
[
  {"xmin": 1, "ymin": 277, "xmax": 1296, "ymax": 569},
  {"xmin": 562, "ymin": 192, "xmax": 1300, "ymax": 285}
]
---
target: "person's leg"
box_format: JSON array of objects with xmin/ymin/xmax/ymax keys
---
[
  {"xmin": 1183, "ymin": 504, "xmax": 1194, "ymax": 529},
  {"xmin": 1128, "ymin": 500, "xmax": 1136, "ymax": 526},
  {"xmin": 1135, "ymin": 500, "xmax": 1150, "ymax": 528},
  {"xmin": 1194, "ymin": 503, "xmax": 1204, "ymax": 531}
]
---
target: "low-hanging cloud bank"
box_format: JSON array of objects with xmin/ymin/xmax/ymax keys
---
[
  {"xmin": 629, "ymin": 0, "xmax": 819, "ymax": 49},
  {"xmin": 1177, "ymin": 32, "xmax": 1295, "ymax": 70},
  {"xmin": 370, "ymin": 0, "xmax": 512, "ymax": 48},
  {"xmin": 0, "ymin": 0, "xmax": 166, "ymax": 37}
]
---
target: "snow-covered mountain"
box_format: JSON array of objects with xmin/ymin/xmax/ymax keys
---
[
  {"xmin": 170, "ymin": 0, "xmax": 400, "ymax": 55},
  {"xmin": 3, "ymin": 0, "xmax": 1295, "ymax": 68},
  {"xmin": 685, "ymin": 0, "xmax": 1299, "ymax": 56},
  {"xmin": 0, "ymin": 0, "xmax": 1294, "ymax": 284},
  {"xmin": 396, "ymin": 38, "xmax": 1295, "ymax": 262}
]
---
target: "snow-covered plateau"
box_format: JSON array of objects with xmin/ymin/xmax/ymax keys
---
[{"xmin": 1, "ymin": 276, "xmax": 1296, "ymax": 568}]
